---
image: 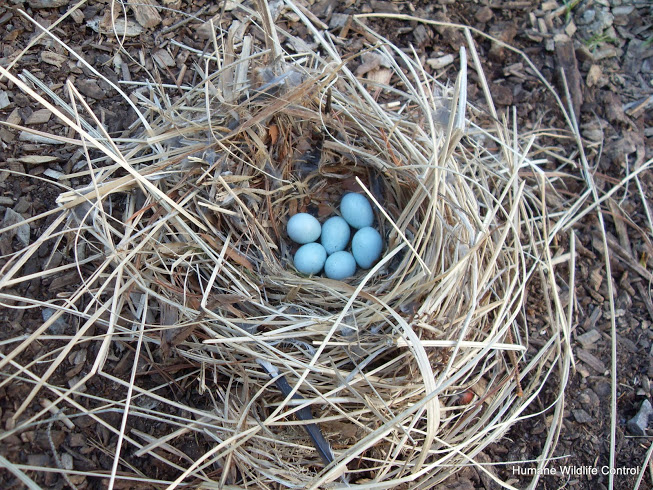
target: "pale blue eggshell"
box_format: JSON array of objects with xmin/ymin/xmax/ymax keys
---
[
  {"xmin": 352, "ymin": 227, "xmax": 383, "ymax": 269},
  {"xmin": 320, "ymin": 216, "xmax": 350, "ymax": 255},
  {"xmin": 294, "ymin": 243, "xmax": 327, "ymax": 275},
  {"xmin": 324, "ymin": 251, "xmax": 357, "ymax": 280},
  {"xmin": 287, "ymin": 213, "xmax": 321, "ymax": 244},
  {"xmin": 340, "ymin": 193, "xmax": 374, "ymax": 229}
]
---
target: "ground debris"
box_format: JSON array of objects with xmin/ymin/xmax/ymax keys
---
[{"xmin": 627, "ymin": 399, "xmax": 652, "ymax": 436}]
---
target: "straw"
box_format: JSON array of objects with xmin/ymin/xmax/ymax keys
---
[{"xmin": 0, "ymin": 0, "xmax": 617, "ymax": 487}]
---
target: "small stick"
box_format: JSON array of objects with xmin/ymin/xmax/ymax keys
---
[
  {"xmin": 256, "ymin": 359, "xmax": 334, "ymax": 466},
  {"xmin": 160, "ymin": 5, "xmax": 210, "ymax": 35},
  {"xmin": 47, "ymin": 420, "xmax": 78, "ymax": 490},
  {"xmin": 40, "ymin": 399, "xmax": 75, "ymax": 430}
]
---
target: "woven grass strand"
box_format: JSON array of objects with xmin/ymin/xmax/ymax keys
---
[{"xmin": 0, "ymin": 1, "xmax": 585, "ymax": 488}]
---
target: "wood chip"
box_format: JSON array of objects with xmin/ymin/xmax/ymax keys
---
[
  {"xmin": 576, "ymin": 329, "xmax": 601, "ymax": 349},
  {"xmin": 128, "ymin": 0, "xmax": 162, "ymax": 29},
  {"xmin": 624, "ymin": 95, "xmax": 653, "ymax": 118},
  {"xmin": 607, "ymin": 199, "xmax": 632, "ymax": 255},
  {"xmin": 475, "ymin": 6, "xmax": 493, "ymax": 23},
  {"xmin": 116, "ymin": 53, "xmax": 132, "ymax": 82},
  {"xmin": 0, "ymin": 91, "xmax": 9, "ymax": 110},
  {"xmin": 488, "ymin": 22, "xmax": 517, "ymax": 60},
  {"xmin": 593, "ymin": 46, "xmax": 620, "ymax": 61},
  {"xmin": 491, "ymin": 84, "xmax": 513, "ymax": 106},
  {"xmin": 70, "ymin": 7, "xmax": 84, "ymax": 24},
  {"xmin": 635, "ymin": 281, "xmax": 653, "ymax": 322},
  {"xmin": 565, "ymin": 20, "xmax": 577, "ymax": 37},
  {"xmin": 413, "ymin": 24, "xmax": 430, "ymax": 46},
  {"xmin": 601, "ymin": 91, "xmax": 628, "ymax": 124},
  {"xmin": 25, "ymin": 108, "xmax": 52, "ymax": 125},
  {"xmin": 6, "ymin": 108, "xmax": 21, "ymax": 125},
  {"xmin": 576, "ymin": 348, "xmax": 607, "ymax": 373},
  {"xmin": 44, "ymin": 168, "xmax": 66, "ymax": 180},
  {"xmin": 504, "ymin": 62, "xmax": 525, "ymax": 78},
  {"xmin": 370, "ymin": 0, "xmax": 400, "ymax": 13},
  {"xmin": 355, "ymin": 53, "xmax": 390, "ymax": 77},
  {"xmin": 61, "ymin": 453, "xmax": 74, "ymax": 470},
  {"xmin": 617, "ymin": 334, "xmax": 638, "ymax": 353},
  {"xmin": 554, "ymin": 33, "xmax": 582, "ymax": 118},
  {"xmin": 589, "ymin": 267, "xmax": 603, "ymax": 291},
  {"xmin": 541, "ymin": 0, "xmax": 558, "ymax": 11},
  {"xmin": 329, "ymin": 13, "xmax": 349, "ymax": 29},
  {"xmin": 87, "ymin": 16, "xmax": 144, "ymax": 37},
  {"xmin": 76, "ymin": 79, "xmax": 106, "ymax": 100},
  {"xmin": 49, "ymin": 272, "xmax": 81, "ymax": 291},
  {"xmin": 294, "ymin": 1, "xmax": 329, "ymax": 30},
  {"xmin": 586, "ymin": 64, "xmax": 603, "ymax": 87},
  {"xmin": 7, "ymin": 161, "xmax": 24, "ymax": 174},
  {"xmin": 572, "ymin": 408, "xmax": 594, "ymax": 424},
  {"xmin": 68, "ymin": 433, "xmax": 85, "ymax": 447},
  {"xmin": 65, "ymin": 362, "xmax": 85, "ymax": 379},
  {"xmin": 27, "ymin": 454, "xmax": 50, "ymax": 467},
  {"xmin": 594, "ymin": 230, "xmax": 653, "ymax": 282},
  {"xmin": 153, "ymin": 49, "xmax": 176, "ymax": 69},
  {"xmin": 435, "ymin": 13, "xmax": 466, "ymax": 51},
  {"xmin": 27, "ymin": 0, "xmax": 69, "ymax": 7},
  {"xmin": 581, "ymin": 306, "xmax": 602, "ymax": 330},
  {"xmin": 41, "ymin": 51, "xmax": 68, "ymax": 68},
  {"xmin": 427, "ymin": 54, "xmax": 454, "ymax": 70}
]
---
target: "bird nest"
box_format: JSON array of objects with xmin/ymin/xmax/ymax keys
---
[{"xmin": 0, "ymin": 2, "xmax": 573, "ymax": 488}]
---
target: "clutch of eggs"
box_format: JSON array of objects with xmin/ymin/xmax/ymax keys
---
[{"xmin": 287, "ymin": 193, "xmax": 382, "ymax": 279}]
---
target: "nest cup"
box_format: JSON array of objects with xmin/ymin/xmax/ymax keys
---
[{"xmin": 0, "ymin": 3, "xmax": 571, "ymax": 489}]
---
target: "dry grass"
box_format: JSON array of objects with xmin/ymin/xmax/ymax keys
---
[{"xmin": 0, "ymin": 1, "xmax": 610, "ymax": 488}]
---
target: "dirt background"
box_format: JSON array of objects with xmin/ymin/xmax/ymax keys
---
[{"xmin": 0, "ymin": 0, "xmax": 652, "ymax": 489}]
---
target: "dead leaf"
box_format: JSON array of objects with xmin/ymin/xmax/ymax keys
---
[
  {"xmin": 3, "ymin": 208, "xmax": 30, "ymax": 246},
  {"xmin": 128, "ymin": 0, "xmax": 162, "ymax": 29},
  {"xmin": 318, "ymin": 202, "xmax": 334, "ymax": 218},
  {"xmin": 366, "ymin": 67, "xmax": 392, "ymax": 86},
  {"xmin": 268, "ymin": 124, "xmax": 279, "ymax": 145},
  {"xmin": 9, "ymin": 155, "xmax": 59, "ymax": 165},
  {"xmin": 155, "ymin": 242, "xmax": 197, "ymax": 256},
  {"xmin": 199, "ymin": 233, "xmax": 254, "ymax": 271},
  {"xmin": 159, "ymin": 302, "xmax": 184, "ymax": 359},
  {"xmin": 355, "ymin": 52, "xmax": 390, "ymax": 77}
]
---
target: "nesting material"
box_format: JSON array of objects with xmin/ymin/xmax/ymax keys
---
[{"xmin": 0, "ymin": 2, "xmax": 574, "ymax": 488}]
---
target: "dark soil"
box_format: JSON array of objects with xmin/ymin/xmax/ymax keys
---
[{"xmin": 1, "ymin": 0, "xmax": 652, "ymax": 489}]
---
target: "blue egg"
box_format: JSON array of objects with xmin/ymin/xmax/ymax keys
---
[
  {"xmin": 352, "ymin": 227, "xmax": 383, "ymax": 269},
  {"xmin": 287, "ymin": 213, "xmax": 321, "ymax": 244},
  {"xmin": 321, "ymin": 216, "xmax": 350, "ymax": 255},
  {"xmin": 340, "ymin": 193, "xmax": 374, "ymax": 229},
  {"xmin": 324, "ymin": 251, "xmax": 357, "ymax": 280},
  {"xmin": 293, "ymin": 243, "xmax": 327, "ymax": 275}
]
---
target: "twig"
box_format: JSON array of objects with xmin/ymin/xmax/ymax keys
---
[{"xmin": 48, "ymin": 420, "xmax": 78, "ymax": 490}]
